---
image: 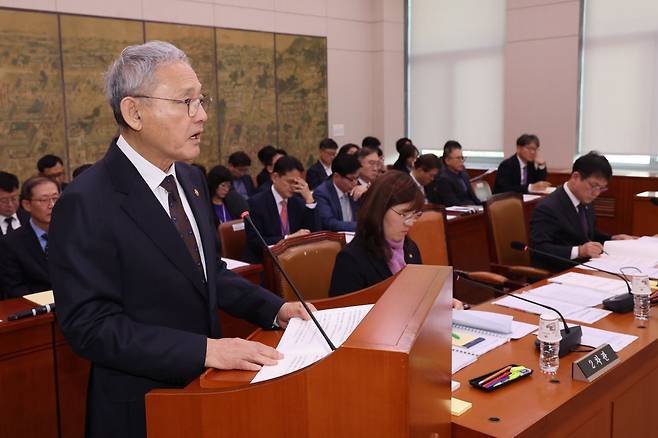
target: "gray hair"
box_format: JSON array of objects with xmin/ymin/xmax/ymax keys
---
[{"xmin": 105, "ymin": 40, "xmax": 189, "ymax": 128}]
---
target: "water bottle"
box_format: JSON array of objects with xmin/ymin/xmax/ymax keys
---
[
  {"xmin": 538, "ymin": 313, "xmax": 561, "ymax": 375},
  {"xmin": 631, "ymin": 274, "xmax": 651, "ymax": 326}
]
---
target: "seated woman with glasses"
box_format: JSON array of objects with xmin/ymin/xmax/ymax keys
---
[
  {"xmin": 207, "ymin": 165, "xmax": 248, "ymax": 226},
  {"xmin": 328, "ymin": 171, "xmax": 463, "ymax": 309}
]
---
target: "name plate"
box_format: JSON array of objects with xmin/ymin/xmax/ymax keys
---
[{"xmin": 572, "ymin": 344, "xmax": 619, "ymax": 382}]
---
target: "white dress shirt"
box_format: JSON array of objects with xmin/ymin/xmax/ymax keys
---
[
  {"xmin": 117, "ymin": 135, "xmax": 207, "ymax": 278},
  {"xmin": 321, "ymin": 162, "xmax": 332, "ymax": 177},
  {"xmin": 0, "ymin": 213, "xmax": 21, "ymax": 235},
  {"xmin": 563, "ymin": 182, "xmax": 583, "ymax": 260}
]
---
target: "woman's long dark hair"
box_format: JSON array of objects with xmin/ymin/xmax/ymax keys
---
[{"xmin": 356, "ymin": 170, "xmax": 424, "ymax": 261}]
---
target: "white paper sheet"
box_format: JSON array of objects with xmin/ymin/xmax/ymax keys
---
[
  {"xmin": 523, "ymin": 194, "xmax": 542, "ymax": 202},
  {"xmin": 452, "ymin": 350, "xmax": 477, "ymax": 374},
  {"xmin": 523, "ymin": 283, "xmax": 615, "ymax": 307},
  {"xmin": 549, "ymin": 272, "xmax": 628, "ymax": 294},
  {"xmin": 452, "ymin": 309, "xmax": 513, "ymax": 334},
  {"xmin": 510, "ymin": 321, "xmax": 539, "ymax": 339},
  {"xmin": 251, "ymin": 305, "xmax": 373, "ymax": 383},
  {"xmin": 341, "ymin": 231, "xmax": 355, "ymax": 244},
  {"xmin": 493, "ymin": 294, "xmax": 611, "ymax": 324},
  {"xmin": 535, "ymin": 324, "xmax": 638, "ymax": 353},
  {"xmin": 222, "ymin": 258, "xmax": 250, "ymax": 270}
]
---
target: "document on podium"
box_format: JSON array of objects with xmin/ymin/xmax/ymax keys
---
[{"xmin": 251, "ymin": 304, "xmax": 374, "ymax": 383}]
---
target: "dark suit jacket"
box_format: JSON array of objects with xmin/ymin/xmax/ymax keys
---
[
  {"xmin": 256, "ymin": 168, "xmax": 271, "ymax": 188},
  {"xmin": 0, "ymin": 222, "xmax": 50, "ymax": 298},
  {"xmin": 529, "ymin": 186, "xmax": 611, "ymax": 272},
  {"xmin": 493, "ymin": 153, "xmax": 547, "ymax": 194},
  {"xmin": 329, "ymin": 235, "xmax": 421, "ymax": 296},
  {"xmin": 48, "ymin": 142, "xmax": 284, "ymax": 438},
  {"xmin": 233, "ymin": 174, "xmax": 256, "ymax": 198},
  {"xmin": 244, "ymin": 187, "xmax": 319, "ymax": 262},
  {"xmin": 306, "ymin": 160, "xmax": 330, "ymax": 190},
  {"xmin": 429, "ymin": 168, "xmax": 481, "ymax": 206},
  {"xmin": 314, "ymin": 179, "xmax": 359, "ymax": 232},
  {"xmin": 392, "ymin": 158, "xmax": 411, "ymax": 173}
]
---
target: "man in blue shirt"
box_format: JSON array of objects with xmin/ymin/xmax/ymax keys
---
[{"xmin": 0, "ymin": 176, "xmax": 59, "ymax": 298}]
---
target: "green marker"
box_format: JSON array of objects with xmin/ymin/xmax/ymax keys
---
[{"xmin": 452, "ymin": 332, "xmax": 460, "ymax": 340}]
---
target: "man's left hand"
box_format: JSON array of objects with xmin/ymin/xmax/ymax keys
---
[{"xmin": 276, "ymin": 302, "xmax": 317, "ymax": 328}]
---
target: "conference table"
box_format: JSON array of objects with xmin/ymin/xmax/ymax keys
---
[
  {"xmin": 3, "ymin": 259, "xmax": 656, "ymax": 436},
  {"xmin": 451, "ymin": 269, "xmax": 658, "ymax": 437}
]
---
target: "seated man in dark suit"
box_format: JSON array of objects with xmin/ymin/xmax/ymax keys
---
[
  {"xmin": 410, "ymin": 153, "xmax": 442, "ymax": 202},
  {"xmin": 530, "ymin": 151, "xmax": 634, "ymax": 272},
  {"xmin": 314, "ymin": 153, "xmax": 364, "ymax": 232},
  {"xmin": 0, "ymin": 171, "xmax": 28, "ymax": 236},
  {"xmin": 37, "ymin": 154, "xmax": 68, "ymax": 191},
  {"xmin": 227, "ymin": 151, "xmax": 255, "ymax": 199},
  {"xmin": 245, "ymin": 155, "xmax": 319, "ymax": 262},
  {"xmin": 306, "ymin": 137, "xmax": 337, "ymax": 190},
  {"xmin": 429, "ymin": 141, "xmax": 481, "ymax": 206},
  {"xmin": 493, "ymin": 133, "xmax": 551, "ymax": 194},
  {"xmin": 0, "ymin": 176, "xmax": 59, "ymax": 298}
]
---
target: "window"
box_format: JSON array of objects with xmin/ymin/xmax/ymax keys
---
[
  {"xmin": 580, "ymin": 0, "xmax": 658, "ymax": 169},
  {"xmin": 407, "ymin": 0, "xmax": 506, "ymax": 162}
]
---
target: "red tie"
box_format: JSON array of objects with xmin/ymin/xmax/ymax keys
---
[{"xmin": 280, "ymin": 199, "xmax": 289, "ymax": 236}]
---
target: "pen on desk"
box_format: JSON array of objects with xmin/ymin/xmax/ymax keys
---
[
  {"xmin": 478, "ymin": 365, "xmax": 512, "ymax": 386},
  {"xmin": 8, "ymin": 303, "xmax": 55, "ymax": 321}
]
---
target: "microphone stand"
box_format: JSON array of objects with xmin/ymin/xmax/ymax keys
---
[
  {"xmin": 455, "ymin": 270, "xmax": 582, "ymax": 357},
  {"xmin": 242, "ymin": 212, "xmax": 336, "ymax": 351},
  {"xmin": 510, "ymin": 241, "xmax": 634, "ymax": 313}
]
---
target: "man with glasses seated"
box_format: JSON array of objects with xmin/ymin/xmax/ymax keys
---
[
  {"xmin": 0, "ymin": 176, "xmax": 59, "ymax": 298},
  {"xmin": 0, "ymin": 171, "xmax": 28, "ymax": 237},
  {"xmin": 530, "ymin": 151, "xmax": 635, "ymax": 272},
  {"xmin": 493, "ymin": 133, "xmax": 552, "ymax": 194},
  {"xmin": 356, "ymin": 146, "xmax": 381, "ymax": 187},
  {"xmin": 429, "ymin": 140, "xmax": 481, "ymax": 207},
  {"xmin": 314, "ymin": 153, "xmax": 365, "ymax": 232}
]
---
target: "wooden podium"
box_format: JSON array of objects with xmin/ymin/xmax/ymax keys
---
[{"xmin": 145, "ymin": 265, "xmax": 453, "ymax": 438}]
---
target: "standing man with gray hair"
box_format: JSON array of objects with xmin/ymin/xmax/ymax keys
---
[{"xmin": 49, "ymin": 41, "xmax": 313, "ymax": 438}]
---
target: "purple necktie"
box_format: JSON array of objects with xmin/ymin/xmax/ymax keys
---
[
  {"xmin": 578, "ymin": 204, "xmax": 589, "ymax": 238},
  {"xmin": 521, "ymin": 166, "xmax": 528, "ymax": 186}
]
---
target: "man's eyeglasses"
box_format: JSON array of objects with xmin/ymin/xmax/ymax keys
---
[
  {"xmin": 390, "ymin": 208, "xmax": 423, "ymax": 225},
  {"xmin": 341, "ymin": 174, "xmax": 358, "ymax": 183},
  {"xmin": 448, "ymin": 156, "xmax": 465, "ymax": 162},
  {"xmin": 133, "ymin": 95, "xmax": 212, "ymax": 117},
  {"xmin": 523, "ymin": 145, "xmax": 539, "ymax": 153},
  {"xmin": 0, "ymin": 195, "xmax": 19, "ymax": 205},
  {"xmin": 30, "ymin": 195, "xmax": 59, "ymax": 205},
  {"xmin": 585, "ymin": 179, "xmax": 608, "ymax": 193}
]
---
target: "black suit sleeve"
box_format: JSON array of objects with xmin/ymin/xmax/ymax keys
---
[
  {"xmin": 224, "ymin": 190, "xmax": 249, "ymax": 220},
  {"xmin": 305, "ymin": 165, "xmax": 325, "ymax": 190},
  {"xmin": 50, "ymin": 192, "xmax": 207, "ymax": 385},
  {"xmin": 436, "ymin": 176, "xmax": 462, "ymax": 206},
  {"xmin": 529, "ymin": 201, "xmax": 574, "ymax": 262},
  {"xmin": 329, "ymin": 248, "xmax": 369, "ymax": 297},
  {"xmin": 494, "ymin": 159, "xmax": 528, "ymax": 194}
]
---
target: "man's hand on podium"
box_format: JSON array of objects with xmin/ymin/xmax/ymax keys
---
[
  {"xmin": 205, "ymin": 338, "xmax": 283, "ymax": 371},
  {"xmin": 276, "ymin": 301, "xmax": 317, "ymax": 328}
]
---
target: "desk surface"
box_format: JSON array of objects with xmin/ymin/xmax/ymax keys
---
[{"xmin": 451, "ymin": 270, "xmax": 658, "ymax": 437}]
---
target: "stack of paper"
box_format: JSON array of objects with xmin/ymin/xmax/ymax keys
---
[
  {"xmin": 549, "ymin": 272, "xmax": 627, "ymax": 295},
  {"xmin": 252, "ymin": 305, "xmax": 373, "ymax": 383},
  {"xmin": 453, "ymin": 309, "xmax": 537, "ymax": 340},
  {"xmin": 494, "ymin": 291, "xmax": 611, "ymax": 324},
  {"xmin": 578, "ymin": 236, "xmax": 658, "ymax": 278}
]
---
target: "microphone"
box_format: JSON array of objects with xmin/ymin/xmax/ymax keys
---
[
  {"xmin": 8, "ymin": 303, "xmax": 56, "ymax": 321},
  {"xmin": 454, "ymin": 270, "xmax": 582, "ymax": 357},
  {"xmin": 510, "ymin": 241, "xmax": 633, "ymax": 313},
  {"xmin": 469, "ymin": 168, "xmax": 496, "ymax": 183},
  {"xmin": 241, "ymin": 211, "xmax": 336, "ymax": 351}
]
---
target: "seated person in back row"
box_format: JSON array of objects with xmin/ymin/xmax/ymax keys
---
[
  {"xmin": 356, "ymin": 146, "xmax": 381, "ymax": 187},
  {"xmin": 245, "ymin": 156, "xmax": 319, "ymax": 262},
  {"xmin": 410, "ymin": 153, "xmax": 442, "ymax": 203},
  {"xmin": 207, "ymin": 165, "xmax": 248, "ymax": 226},
  {"xmin": 493, "ymin": 134, "xmax": 551, "ymax": 194},
  {"xmin": 328, "ymin": 171, "xmax": 465, "ymax": 307},
  {"xmin": 0, "ymin": 171, "xmax": 28, "ymax": 236},
  {"xmin": 530, "ymin": 151, "xmax": 634, "ymax": 272},
  {"xmin": 429, "ymin": 141, "xmax": 481, "ymax": 206},
  {"xmin": 255, "ymin": 145, "xmax": 286, "ymax": 189},
  {"xmin": 0, "ymin": 176, "xmax": 59, "ymax": 298},
  {"xmin": 306, "ymin": 137, "xmax": 338, "ymax": 190},
  {"xmin": 314, "ymin": 153, "xmax": 366, "ymax": 232},
  {"xmin": 227, "ymin": 151, "xmax": 255, "ymax": 199}
]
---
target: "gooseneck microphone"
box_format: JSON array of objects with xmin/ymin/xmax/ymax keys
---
[
  {"xmin": 241, "ymin": 212, "xmax": 336, "ymax": 351},
  {"xmin": 455, "ymin": 270, "xmax": 582, "ymax": 357},
  {"xmin": 510, "ymin": 241, "xmax": 634, "ymax": 313}
]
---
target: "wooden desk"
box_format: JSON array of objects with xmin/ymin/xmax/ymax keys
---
[
  {"xmin": 632, "ymin": 191, "xmax": 658, "ymax": 236},
  {"xmin": 452, "ymin": 271, "xmax": 658, "ymax": 437}
]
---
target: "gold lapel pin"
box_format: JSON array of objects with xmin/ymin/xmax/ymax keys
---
[{"xmin": 193, "ymin": 188, "xmax": 200, "ymax": 197}]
